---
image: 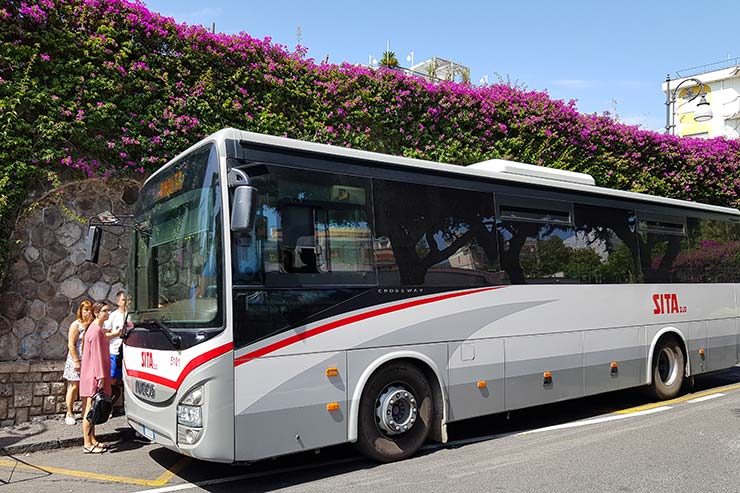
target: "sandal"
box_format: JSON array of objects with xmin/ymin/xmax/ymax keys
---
[{"xmin": 83, "ymin": 444, "xmax": 107, "ymax": 454}]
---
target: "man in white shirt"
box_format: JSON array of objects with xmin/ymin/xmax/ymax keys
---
[{"xmin": 104, "ymin": 290, "xmax": 128, "ymax": 404}]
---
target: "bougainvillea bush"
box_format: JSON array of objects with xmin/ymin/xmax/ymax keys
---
[{"xmin": 2, "ymin": 0, "xmax": 740, "ymax": 274}]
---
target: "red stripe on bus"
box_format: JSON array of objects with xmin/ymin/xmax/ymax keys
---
[
  {"xmin": 234, "ymin": 286, "xmax": 502, "ymax": 367},
  {"xmin": 126, "ymin": 342, "xmax": 234, "ymax": 390}
]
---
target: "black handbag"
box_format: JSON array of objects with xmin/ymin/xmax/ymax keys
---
[{"xmin": 86, "ymin": 390, "xmax": 113, "ymax": 425}]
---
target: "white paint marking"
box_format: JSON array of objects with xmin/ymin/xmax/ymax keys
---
[
  {"xmin": 134, "ymin": 458, "xmax": 356, "ymax": 493},
  {"xmin": 517, "ymin": 406, "xmax": 672, "ymax": 435},
  {"xmin": 687, "ymin": 393, "xmax": 725, "ymax": 404}
]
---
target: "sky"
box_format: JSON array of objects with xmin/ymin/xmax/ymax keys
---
[{"xmin": 144, "ymin": 0, "xmax": 740, "ymax": 133}]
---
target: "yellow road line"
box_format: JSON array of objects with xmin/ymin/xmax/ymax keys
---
[
  {"xmin": 0, "ymin": 456, "xmax": 190, "ymax": 487},
  {"xmin": 615, "ymin": 381, "xmax": 740, "ymax": 414}
]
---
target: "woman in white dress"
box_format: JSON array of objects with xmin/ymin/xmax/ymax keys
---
[{"xmin": 63, "ymin": 300, "xmax": 93, "ymax": 425}]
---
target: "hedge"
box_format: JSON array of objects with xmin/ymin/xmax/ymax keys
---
[{"xmin": 2, "ymin": 0, "xmax": 740, "ymax": 277}]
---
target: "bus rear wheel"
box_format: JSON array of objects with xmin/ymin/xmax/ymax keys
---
[
  {"xmin": 648, "ymin": 336, "xmax": 685, "ymax": 400},
  {"xmin": 356, "ymin": 362, "xmax": 433, "ymax": 462}
]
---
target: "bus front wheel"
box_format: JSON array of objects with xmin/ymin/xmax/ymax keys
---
[
  {"xmin": 648, "ymin": 336, "xmax": 685, "ymax": 400},
  {"xmin": 356, "ymin": 362, "xmax": 433, "ymax": 462}
]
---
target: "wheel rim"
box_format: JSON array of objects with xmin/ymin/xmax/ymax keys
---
[
  {"xmin": 657, "ymin": 346, "xmax": 679, "ymax": 386},
  {"xmin": 375, "ymin": 384, "xmax": 418, "ymax": 436}
]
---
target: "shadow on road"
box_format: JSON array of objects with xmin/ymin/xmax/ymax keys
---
[{"xmin": 146, "ymin": 366, "xmax": 740, "ymax": 491}]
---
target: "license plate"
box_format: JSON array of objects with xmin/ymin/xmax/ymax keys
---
[{"xmin": 141, "ymin": 425, "xmax": 155, "ymax": 440}]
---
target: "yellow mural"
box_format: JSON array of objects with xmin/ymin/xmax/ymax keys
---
[{"xmin": 677, "ymin": 84, "xmax": 711, "ymax": 137}]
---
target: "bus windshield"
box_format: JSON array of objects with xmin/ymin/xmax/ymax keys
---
[{"xmin": 128, "ymin": 143, "xmax": 223, "ymax": 328}]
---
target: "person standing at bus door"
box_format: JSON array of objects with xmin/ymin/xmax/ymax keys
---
[
  {"xmin": 63, "ymin": 300, "xmax": 93, "ymax": 425},
  {"xmin": 103, "ymin": 291, "xmax": 127, "ymax": 409},
  {"xmin": 80, "ymin": 302, "xmax": 113, "ymax": 454}
]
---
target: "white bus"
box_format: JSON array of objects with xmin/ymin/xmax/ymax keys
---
[{"xmin": 108, "ymin": 128, "xmax": 740, "ymax": 463}]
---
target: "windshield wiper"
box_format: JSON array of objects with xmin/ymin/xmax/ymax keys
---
[{"xmin": 134, "ymin": 319, "xmax": 182, "ymax": 349}]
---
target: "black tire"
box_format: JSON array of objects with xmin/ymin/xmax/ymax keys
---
[
  {"xmin": 648, "ymin": 336, "xmax": 685, "ymax": 400},
  {"xmin": 356, "ymin": 362, "xmax": 433, "ymax": 463}
]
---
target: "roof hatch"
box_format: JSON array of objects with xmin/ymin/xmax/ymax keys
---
[{"xmin": 468, "ymin": 159, "xmax": 596, "ymax": 186}]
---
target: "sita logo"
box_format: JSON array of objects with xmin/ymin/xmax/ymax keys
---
[
  {"xmin": 141, "ymin": 351, "xmax": 157, "ymax": 369},
  {"xmin": 652, "ymin": 293, "xmax": 687, "ymax": 315}
]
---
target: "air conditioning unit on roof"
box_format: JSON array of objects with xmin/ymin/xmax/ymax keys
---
[{"xmin": 468, "ymin": 159, "xmax": 595, "ymax": 186}]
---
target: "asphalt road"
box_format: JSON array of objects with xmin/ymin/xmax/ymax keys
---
[{"xmin": 2, "ymin": 367, "xmax": 740, "ymax": 493}]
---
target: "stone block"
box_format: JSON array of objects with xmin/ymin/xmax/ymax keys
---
[
  {"xmin": 26, "ymin": 372, "xmax": 43, "ymax": 382},
  {"xmin": 29, "ymin": 262, "xmax": 47, "ymax": 282},
  {"xmin": 60, "ymin": 277, "xmax": 86, "ymax": 300},
  {"xmin": 17, "ymin": 279, "xmax": 38, "ymax": 298},
  {"xmin": 0, "ymin": 361, "xmax": 30, "ymax": 373},
  {"xmin": 9, "ymin": 260, "xmax": 29, "ymax": 281},
  {"xmin": 7, "ymin": 408, "xmax": 15, "ymax": 419},
  {"xmin": 73, "ymin": 400, "xmax": 82, "ymax": 413},
  {"xmin": 12, "ymin": 317, "xmax": 36, "ymax": 339},
  {"xmin": 38, "ymin": 317, "xmax": 59, "ymax": 339},
  {"xmin": 50, "ymin": 259, "xmax": 75, "ymax": 282},
  {"xmin": 0, "ymin": 398, "xmax": 7, "ymax": 419},
  {"xmin": 31, "ymin": 224, "xmax": 55, "ymax": 248},
  {"xmin": 29, "ymin": 406, "xmax": 41, "ymax": 416},
  {"xmin": 0, "ymin": 384, "xmax": 12, "ymax": 397},
  {"xmin": 57, "ymin": 222, "xmax": 82, "ymax": 248},
  {"xmin": 15, "ymin": 407, "xmax": 28, "ymax": 424},
  {"xmin": 0, "ymin": 334, "xmax": 20, "ymax": 361},
  {"xmin": 42, "ymin": 243, "xmax": 67, "ymax": 266},
  {"xmin": 37, "ymin": 280, "xmax": 57, "ymax": 303},
  {"xmin": 42, "ymin": 372, "xmax": 58, "ymax": 382},
  {"xmin": 42, "ymin": 334, "xmax": 67, "ymax": 360},
  {"xmin": 0, "ymin": 292, "xmax": 27, "ymax": 320},
  {"xmin": 28, "ymin": 300, "xmax": 46, "ymax": 321},
  {"xmin": 42, "ymin": 207, "xmax": 64, "ymax": 230},
  {"xmin": 30, "ymin": 361, "xmax": 65, "ymax": 372},
  {"xmin": 56, "ymin": 401, "xmax": 66, "ymax": 413},
  {"xmin": 10, "ymin": 373, "xmax": 25, "ymax": 383},
  {"xmin": 48, "ymin": 296, "xmax": 72, "ymax": 321},
  {"xmin": 102, "ymin": 266, "xmax": 122, "ymax": 284},
  {"xmin": 13, "ymin": 384, "xmax": 32, "ymax": 407},
  {"xmin": 33, "ymin": 383, "xmax": 50, "ymax": 396},
  {"xmin": 1, "ymin": 419, "xmax": 14, "ymax": 426},
  {"xmin": 0, "ymin": 374, "xmax": 7, "ymax": 383},
  {"xmin": 0, "ymin": 316, "xmax": 10, "ymax": 337},
  {"xmin": 43, "ymin": 396, "xmax": 56, "ymax": 413},
  {"xmin": 51, "ymin": 382, "xmax": 66, "ymax": 395},
  {"xmin": 23, "ymin": 246, "xmax": 40, "ymax": 263},
  {"xmin": 88, "ymin": 281, "xmax": 110, "ymax": 302},
  {"xmin": 32, "ymin": 396, "xmax": 42, "ymax": 406},
  {"xmin": 19, "ymin": 335, "xmax": 43, "ymax": 360}
]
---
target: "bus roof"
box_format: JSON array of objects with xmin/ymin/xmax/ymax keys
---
[{"xmin": 187, "ymin": 128, "xmax": 740, "ymax": 217}]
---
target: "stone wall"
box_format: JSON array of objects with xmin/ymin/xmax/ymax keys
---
[
  {"xmin": 0, "ymin": 178, "xmax": 140, "ymax": 361},
  {"xmin": 0, "ymin": 178, "xmax": 140, "ymax": 424},
  {"xmin": 0, "ymin": 361, "xmax": 69, "ymax": 425}
]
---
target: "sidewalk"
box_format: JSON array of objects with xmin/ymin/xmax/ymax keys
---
[{"xmin": 0, "ymin": 413, "xmax": 135, "ymax": 455}]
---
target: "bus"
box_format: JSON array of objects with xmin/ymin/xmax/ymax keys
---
[{"xmin": 107, "ymin": 128, "xmax": 740, "ymax": 463}]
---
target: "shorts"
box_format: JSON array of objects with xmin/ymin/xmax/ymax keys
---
[{"xmin": 110, "ymin": 353, "xmax": 122, "ymax": 380}]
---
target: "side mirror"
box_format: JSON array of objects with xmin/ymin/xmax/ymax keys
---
[
  {"xmin": 84, "ymin": 225, "xmax": 102, "ymax": 263},
  {"xmin": 231, "ymin": 185, "xmax": 256, "ymax": 232}
]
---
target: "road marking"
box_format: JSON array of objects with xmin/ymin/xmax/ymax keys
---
[
  {"xmin": 0, "ymin": 455, "xmax": 190, "ymax": 487},
  {"xmin": 134, "ymin": 458, "xmax": 357, "ymax": 493},
  {"xmin": 687, "ymin": 393, "xmax": 725, "ymax": 403},
  {"xmin": 616, "ymin": 381, "xmax": 740, "ymax": 414},
  {"xmin": 517, "ymin": 406, "xmax": 672, "ymax": 435}
]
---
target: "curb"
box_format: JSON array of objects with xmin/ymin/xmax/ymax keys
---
[{"xmin": 0, "ymin": 427, "xmax": 135, "ymax": 456}]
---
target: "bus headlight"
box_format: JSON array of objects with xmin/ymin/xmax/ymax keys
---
[
  {"xmin": 176, "ymin": 404, "xmax": 202, "ymax": 427},
  {"xmin": 177, "ymin": 385, "xmax": 204, "ymax": 428}
]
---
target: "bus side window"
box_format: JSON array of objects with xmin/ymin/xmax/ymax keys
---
[
  {"xmin": 496, "ymin": 196, "xmax": 576, "ymax": 285},
  {"xmin": 637, "ymin": 213, "xmax": 691, "ymax": 283},
  {"xmin": 684, "ymin": 216, "xmax": 740, "ymax": 283},
  {"xmin": 572, "ymin": 204, "xmax": 641, "ymax": 284},
  {"xmin": 372, "ymin": 179, "xmax": 500, "ymax": 287}
]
